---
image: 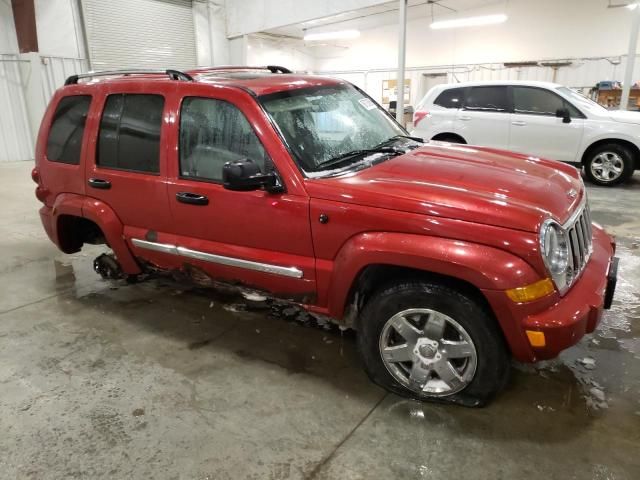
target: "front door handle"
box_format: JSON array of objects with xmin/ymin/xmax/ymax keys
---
[
  {"xmin": 512, "ymin": 120, "xmax": 527, "ymax": 126},
  {"xmin": 88, "ymin": 178, "xmax": 111, "ymax": 189},
  {"xmin": 176, "ymin": 192, "xmax": 209, "ymax": 206},
  {"xmin": 459, "ymin": 115, "xmax": 472, "ymax": 121}
]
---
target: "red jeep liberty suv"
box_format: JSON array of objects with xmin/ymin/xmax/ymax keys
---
[{"xmin": 33, "ymin": 66, "xmax": 618, "ymax": 406}]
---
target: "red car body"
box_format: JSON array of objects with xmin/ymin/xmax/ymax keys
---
[{"xmin": 34, "ymin": 70, "xmax": 615, "ymax": 369}]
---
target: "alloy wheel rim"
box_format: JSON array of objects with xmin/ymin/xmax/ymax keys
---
[
  {"xmin": 591, "ymin": 152, "xmax": 624, "ymax": 182},
  {"xmin": 379, "ymin": 308, "xmax": 477, "ymax": 396}
]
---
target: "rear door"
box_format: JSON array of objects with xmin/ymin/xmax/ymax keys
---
[
  {"xmin": 456, "ymin": 85, "xmax": 511, "ymax": 148},
  {"xmin": 162, "ymin": 86, "xmax": 316, "ymax": 301},
  {"xmin": 84, "ymin": 85, "xmax": 173, "ymax": 245},
  {"xmin": 508, "ymin": 86, "xmax": 585, "ymax": 162}
]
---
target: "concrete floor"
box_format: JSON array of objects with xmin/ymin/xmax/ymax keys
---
[{"xmin": 1, "ymin": 161, "xmax": 639, "ymax": 480}]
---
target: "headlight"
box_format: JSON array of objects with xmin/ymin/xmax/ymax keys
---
[{"xmin": 540, "ymin": 219, "xmax": 569, "ymax": 291}]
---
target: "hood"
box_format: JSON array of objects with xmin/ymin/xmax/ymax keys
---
[
  {"xmin": 609, "ymin": 110, "xmax": 640, "ymax": 125},
  {"xmin": 304, "ymin": 144, "xmax": 584, "ymax": 232}
]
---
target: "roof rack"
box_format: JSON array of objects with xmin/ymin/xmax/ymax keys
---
[
  {"xmin": 190, "ymin": 65, "xmax": 293, "ymax": 75},
  {"xmin": 64, "ymin": 69, "xmax": 194, "ymax": 86}
]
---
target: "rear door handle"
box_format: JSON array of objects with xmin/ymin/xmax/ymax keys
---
[
  {"xmin": 176, "ymin": 192, "xmax": 209, "ymax": 206},
  {"xmin": 88, "ymin": 178, "xmax": 111, "ymax": 189},
  {"xmin": 512, "ymin": 121, "xmax": 527, "ymax": 126},
  {"xmin": 459, "ymin": 115, "xmax": 472, "ymax": 121}
]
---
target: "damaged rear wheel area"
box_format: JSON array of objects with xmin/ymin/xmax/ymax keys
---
[
  {"xmin": 356, "ymin": 280, "xmax": 510, "ymax": 407},
  {"xmin": 93, "ymin": 253, "xmax": 123, "ymax": 280}
]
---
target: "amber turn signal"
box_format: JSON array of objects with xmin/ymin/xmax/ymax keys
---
[
  {"xmin": 526, "ymin": 330, "xmax": 546, "ymax": 347},
  {"xmin": 505, "ymin": 278, "xmax": 555, "ymax": 303}
]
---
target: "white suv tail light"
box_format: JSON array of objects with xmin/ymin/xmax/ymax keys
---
[{"xmin": 413, "ymin": 110, "xmax": 429, "ymax": 127}]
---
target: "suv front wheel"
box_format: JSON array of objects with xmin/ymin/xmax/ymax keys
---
[
  {"xmin": 357, "ymin": 280, "xmax": 509, "ymax": 407},
  {"xmin": 584, "ymin": 143, "xmax": 634, "ymax": 186}
]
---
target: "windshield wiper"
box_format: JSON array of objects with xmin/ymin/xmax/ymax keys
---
[
  {"xmin": 314, "ymin": 146, "xmax": 403, "ymax": 171},
  {"xmin": 380, "ymin": 134, "xmax": 424, "ymax": 144}
]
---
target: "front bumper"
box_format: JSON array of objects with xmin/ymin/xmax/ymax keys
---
[{"xmin": 484, "ymin": 226, "xmax": 616, "ymax": 362}]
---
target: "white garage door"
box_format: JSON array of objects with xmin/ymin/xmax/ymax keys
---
[{"xmin": 81, "ymin": 0, "xmax": 196, "ymax": 71}]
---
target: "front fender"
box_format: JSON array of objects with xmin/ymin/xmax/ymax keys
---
[{"xmin": 326, "ymin": 232, "xmax": 541, "ymax": 319}]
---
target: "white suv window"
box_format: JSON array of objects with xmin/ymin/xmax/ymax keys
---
[
  {"xmin": 433, "ymin": 88, "xmax": 465, "ymax": 109},
  {"xmin": 464, "ymin": 86, "xmax": 509, "ymax": 112},
  {"xmin": 513, "ymin": 87, "xmax": 582, "ymax": 117}
]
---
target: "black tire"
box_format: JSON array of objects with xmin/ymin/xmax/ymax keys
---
[
  {"xmin": 583, "ymin": 143, "xmax": 634, "ymax": 186},
  {"xmin": 357, "ymin": 280, "xmax": 510, "ymax": 407}
]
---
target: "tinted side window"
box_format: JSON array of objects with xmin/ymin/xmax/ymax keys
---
[
  {"xmin": 465, "ymin": 86, "xmax": 509, "ymax": 112},
  {"xmin": 434, "ymin": 88, "xmax": 464, "ymax": 109},
  {"xmin": 46, "ymin": 95, "xmax": 91, "ymax": 164},
  {"xmin": 98, "ymin": 94, "xmax": 164, "ymax": 173},
  {"xmin": 179, "ymin": 97, "xmax": 269, "ymax": 182},
  {"xmin": 514, "ymin": 87, "xmax": 582, "ymax": 117}
]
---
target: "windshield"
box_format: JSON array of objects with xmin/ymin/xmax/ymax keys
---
[
  {"xmin": 260, "ymin": 84, "xmax": 407, "ymax": 175},
  {"xmin": 557, "ymin": 86, "xmax": 608, "ymax": 114}
]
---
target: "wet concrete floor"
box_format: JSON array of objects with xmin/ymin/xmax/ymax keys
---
[{"xmin": 0, "ymin": 161, "xmax": 638, "ymax": 479}]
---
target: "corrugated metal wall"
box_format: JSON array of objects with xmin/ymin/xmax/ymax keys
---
[
  {"xmin": 41, "ymin": 56, "xmax": 89, "ymax": 101},
  {"xmin": 0, "ymin": 54, "xmax": 33, "ymax": 162}
]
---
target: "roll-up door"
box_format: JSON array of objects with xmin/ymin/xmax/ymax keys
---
[{"xmin": 81, "ymin": 0, "xmax": 196, "ymax": 70}]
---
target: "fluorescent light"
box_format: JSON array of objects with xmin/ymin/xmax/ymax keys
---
[
  {"xmin": 627, "ymin": 3, "xmax": 638, "ymax": 9},
  {"xmin": 303, "ymin": 29, "xmax": 360, "ymax": 41},
  {"xmin": 430, "ymin": 14, "xmax": 508, "ymax": 29}
]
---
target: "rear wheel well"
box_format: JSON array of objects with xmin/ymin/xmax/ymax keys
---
[
  {"xmin": 56, "ymin": 215, "xmax": 106, "ymax": 254},
  {"xmin": 582, "ymin": 138, "xmax": 640, "ymax": 169},
  {"xmin": 431, "ymin": 133, "xmax": 467, "ymax": 144},
  {"xmin": 344, "ymin": 265, "xmax": 493, "ymax": 329}
]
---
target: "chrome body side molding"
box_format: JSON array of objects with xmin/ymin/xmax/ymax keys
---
[{"xmin": 130, "ymin": 239, "xmax": 303, "ymax": 279}]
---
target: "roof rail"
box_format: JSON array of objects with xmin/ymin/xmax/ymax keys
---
[
  {"xmin": 190, "ymin": 65, "xmax": 293, "ymax": 75},
  {"xmin": 64, "ymin": 69, "xmax": 194, "ymax": 86}
]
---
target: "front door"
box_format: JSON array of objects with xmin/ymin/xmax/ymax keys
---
[
  {"xmin": 455, "ymin": 85, "xmax": 511, "ymax": 148},
  {"xmin": 508, "ymin": 86, "xmax": 585, "ymax": 162},
  {"xmin": 163, "ymin": 88, "xmax": 316, "ymax": 301}
]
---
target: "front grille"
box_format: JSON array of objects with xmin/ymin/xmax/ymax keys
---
[{"xmin": 565, "ymin": 200, "xmax": 593, "ymax": 286}]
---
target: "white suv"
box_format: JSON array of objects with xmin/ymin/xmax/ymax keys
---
[{"xmin": 411, "ymin": 80, "xmax": 640, "ymax": 186}]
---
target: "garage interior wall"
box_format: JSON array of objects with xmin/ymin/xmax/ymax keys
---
[{"xmin": 244, "ymin": 0, "xmax": 640, "ymax": 106}]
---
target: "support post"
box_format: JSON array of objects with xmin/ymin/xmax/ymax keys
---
[
  {"xmin": 620, "ymin": 4, "xmax": 640, "ymax": 110},
  {"xmin": 396, "ymin": 0, "xmax": 408, "ymax": 125}
]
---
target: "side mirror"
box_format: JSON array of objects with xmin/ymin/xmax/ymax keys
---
[
  {"xmin": 222, "ymin": 159, "xmax": 282, "ymax": 193},
  {"xmin": 556, "ymin": 108, "xmax": 571, "ymax": 124}
]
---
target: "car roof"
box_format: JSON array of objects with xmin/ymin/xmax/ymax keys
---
[
  {"xmin": 432, "ymin": 80, "xmax": 563, "ymax": 91},
  {"xmin": 62, "ymin": 68, "xmax": 345, "ymax": 97},
  {"xmin": 191, "ymin": 71, "xmax": 345, "ymax": 96}
]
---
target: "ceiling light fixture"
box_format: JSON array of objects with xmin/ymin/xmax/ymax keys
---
[
  {"xmin": 627, "ymin": 3, "xmax": 638, "ymax": 9},
  {"xmin": 430, "ymin": 14, "xmax": 508, "ymax": 29},
  {"xmin": 303, "ymin": 29, "xmax": 361, "ymax": 41}
]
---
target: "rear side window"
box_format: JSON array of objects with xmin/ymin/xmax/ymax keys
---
[
  {"xmin": 465, "ymin": 86, "xmax": 509, "ymax": 112},
  {"xmin": 434, "ymin": 88, "xmax": 464, "ymax": 109},
  {"xmin": 97, "ymin": 94, "xmax": 164, "ymax": 173},
  {"xmin": 179, "ymin": 97, "xmax": 269, "ymax": 182},
  {"xmin": 46, "ymin": 95, "xmax": 91, "ymax": 164}
]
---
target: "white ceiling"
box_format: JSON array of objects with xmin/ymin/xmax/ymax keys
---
[{"xmin": 263, "ymin": 0, "xmax": 505, "ymax": 39}]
